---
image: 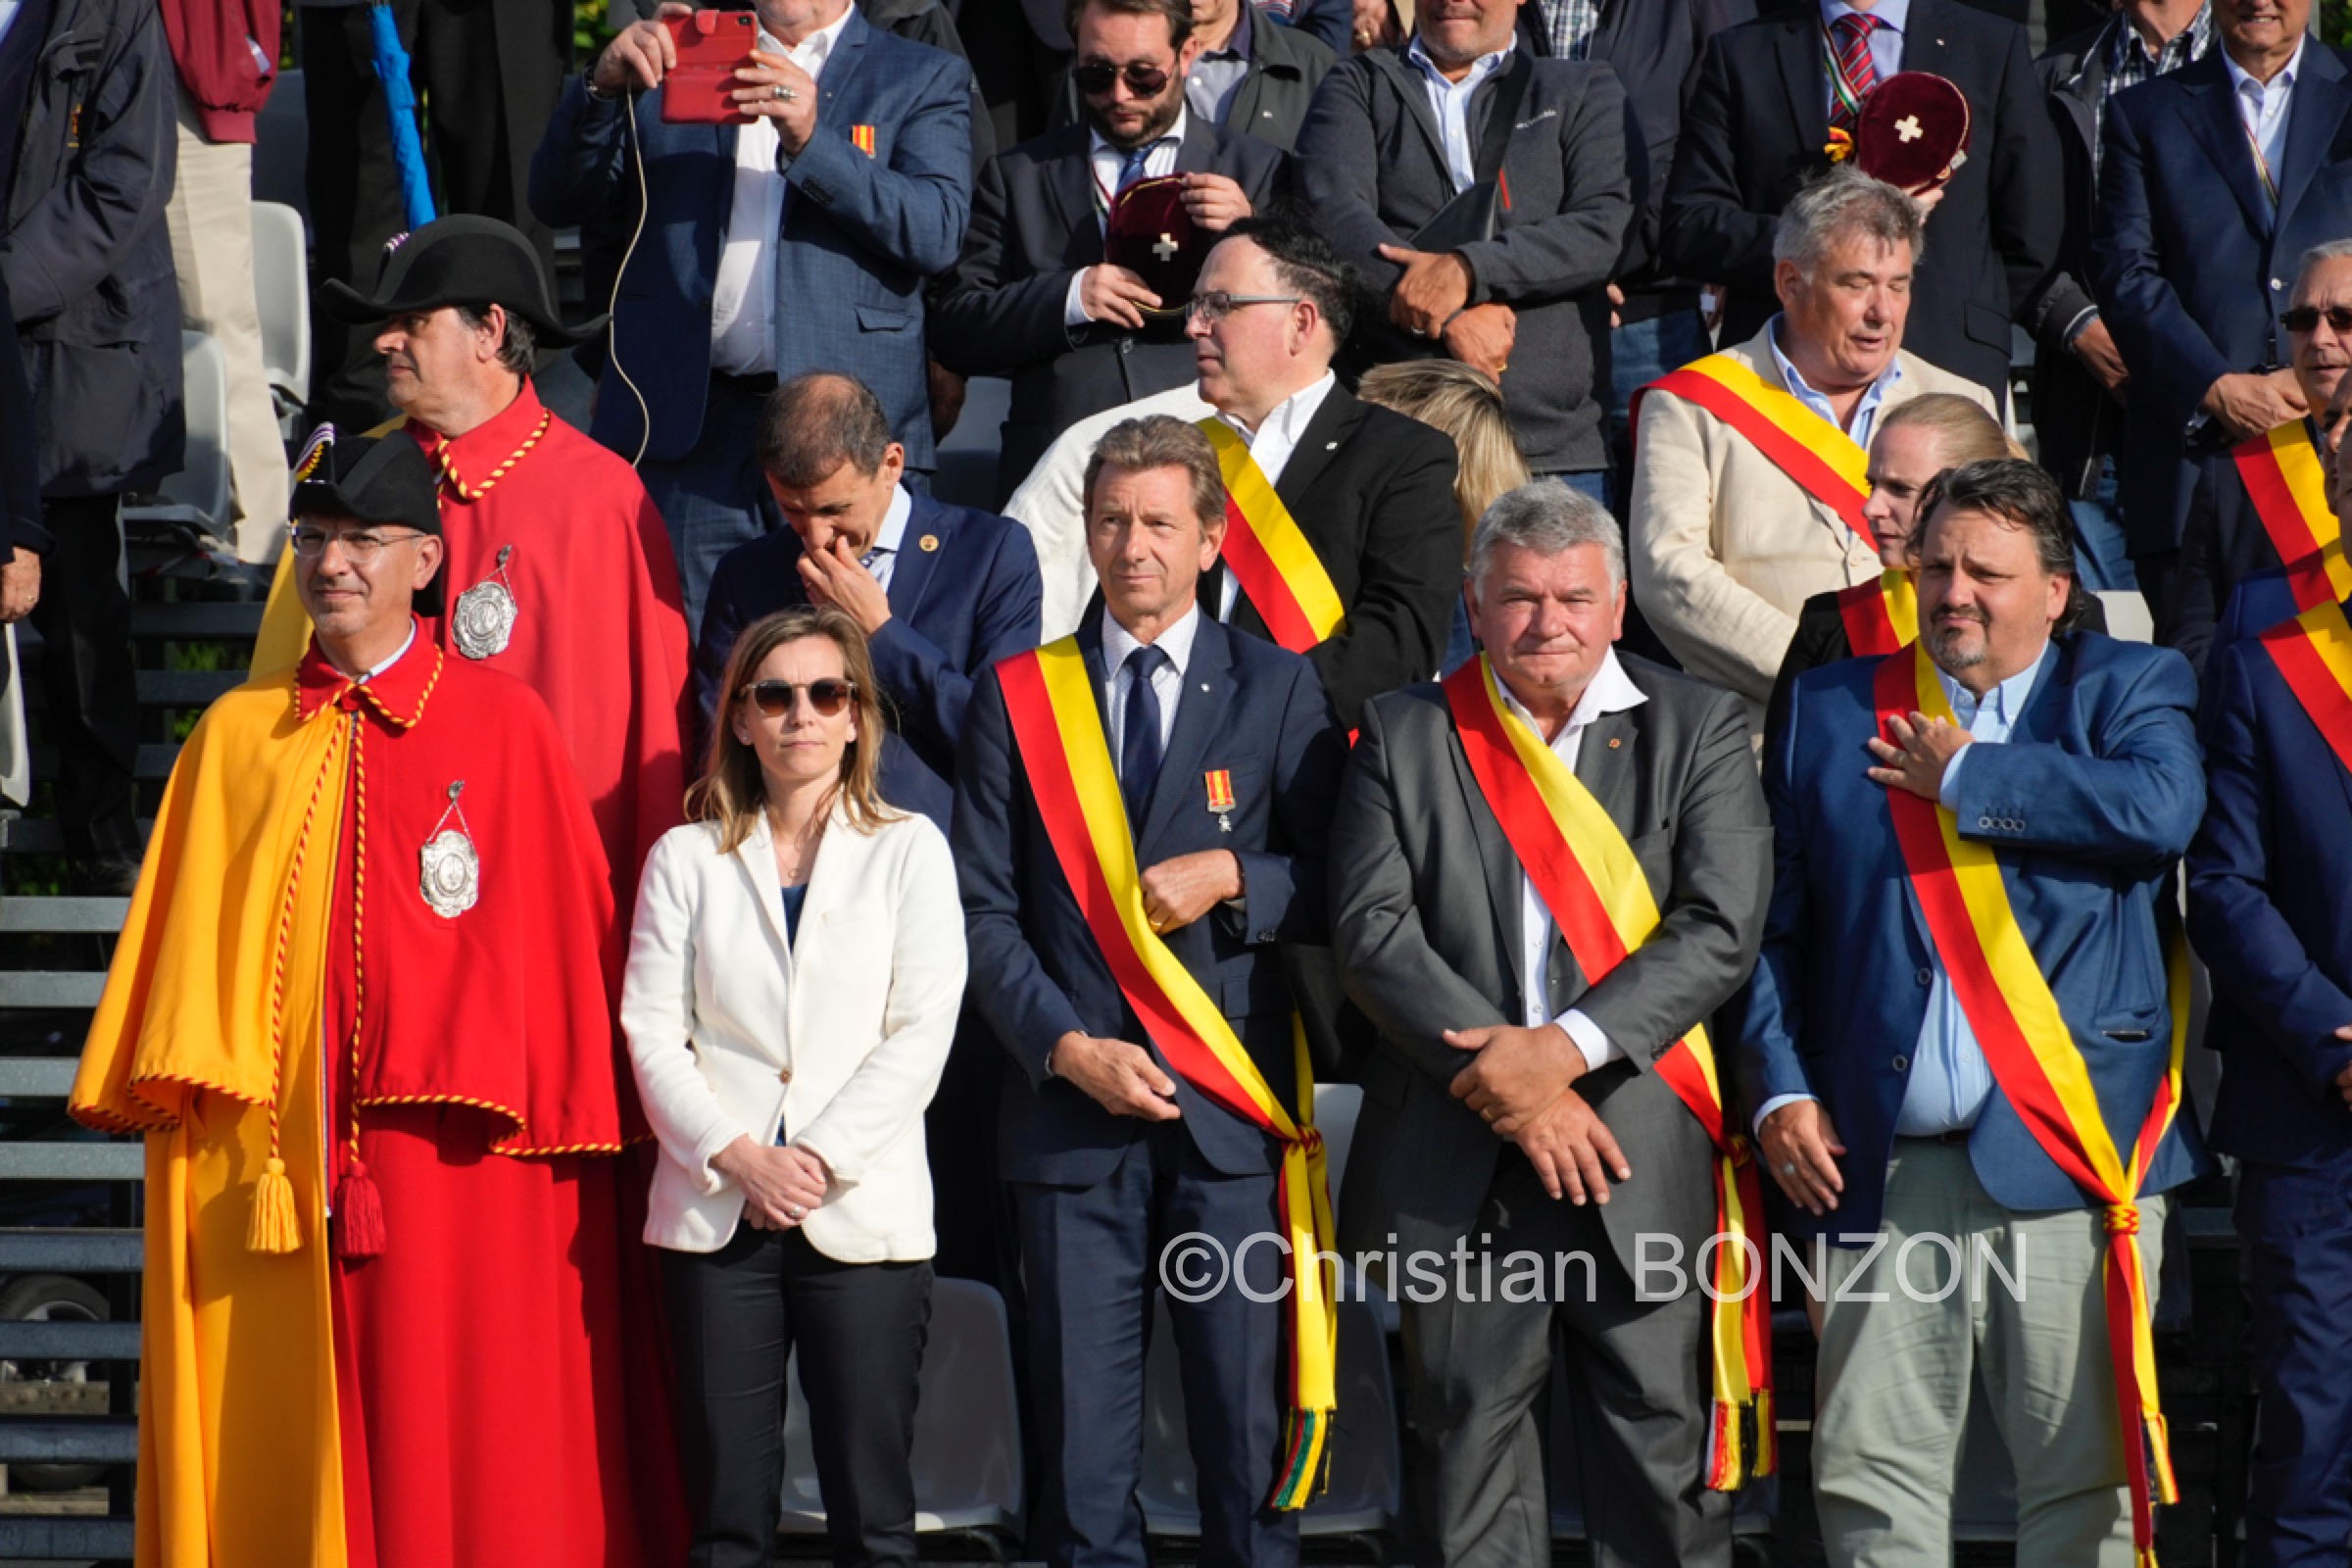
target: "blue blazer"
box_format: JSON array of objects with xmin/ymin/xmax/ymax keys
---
[
  {"xmin": 694, "ymin": 491, "xmax": 1042, "ymax": 830},
  {"xmin": 2200, "ymin": 564, "xmax": 2305, "ymax": 729},
  {"xmin": 2190, "ymin": 604, "xmax": 2352, "ymax": 1168},
  {"xmin": 527, "ymin": 10, "xmax": 972, "ymax": 470},
  {"xmin": 1738, "ymin": 634, "xmax": 2210, "ymax": 1242},
  {"xmin": 953, "ymin": 614, "xmax": 1345, "ymax": 1187},
  {"xmin": 2093, "ymin": 44, "xmax": 2352, "ymax": 555}
]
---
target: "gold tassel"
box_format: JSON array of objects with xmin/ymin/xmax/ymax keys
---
[{"xmin": 247, "ymin": 1156, "xmax": 302, "ymax": 1253}]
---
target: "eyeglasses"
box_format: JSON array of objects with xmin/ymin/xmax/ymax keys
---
[
  {"xmin": 1072, "ymin": 60, "xmax": 1171, "ymax": 97},
  {"xmin": 289, "ymin": 525, "xmax": 429, "ymax": 564},
  {"xmin": 1184, "ymin": 292, "xmax": 1305, "ymax": 323},
  {"xmin": 739, "ymin": 678, "xmax": 858, "ymax": 717},
  {"xmin": 2283, "ymin": 305, "xmax": 2352, "ymax": 333}
]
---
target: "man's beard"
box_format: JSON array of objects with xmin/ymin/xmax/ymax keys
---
[
  {"xmin": 1929, "ymin": 618, "xmax": 1988, "ymax": 671},
  {"xmin": 1084, "ymin": 87, "xmax": 1183, "ymax": 152}
]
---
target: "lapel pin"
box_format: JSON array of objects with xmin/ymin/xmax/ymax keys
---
[
  {"xmin": 1204, "ymin": 768, "xmax": 1236, "ymax": 833},
  {"xmin": 918, "ymin": 533, "xmax": 939, "ymax": 552},
  {"xmin": 1608, "ymin": 737, "xmax": 1622, "ymax": 749},
  {"xmin": 1324, "ymin": 440, "xmax": 1340, "ymax": 450}
]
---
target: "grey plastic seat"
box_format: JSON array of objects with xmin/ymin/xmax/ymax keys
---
[
  {"xmin": 251, "ymin": 201, "xmax": 313, "ymax": 423},
  {"xmin": 1137, "ymin": 1289, "xmax": 1401, "ymax": 1548},
  {"xmin": 777, "ymin": 1275, "xmax": 1024, "ymax": 1547},
  {"xmin": 123, "ymin": 332, "xmax": 230, "ymax": 545}
]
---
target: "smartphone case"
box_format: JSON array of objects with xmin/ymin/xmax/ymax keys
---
[{"xmin": 660, "ymin": 11, "xmax": 760, "ymax": 124}]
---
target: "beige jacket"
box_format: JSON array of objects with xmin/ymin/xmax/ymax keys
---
[{"xmin": 1627, "ymin": 326, "xmax": 1994, "ymax": 733}]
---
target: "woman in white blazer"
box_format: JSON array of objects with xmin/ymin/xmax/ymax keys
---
[{"xmin": 621, "ymin": 606, "xmax": 965, "ymax": 1568}]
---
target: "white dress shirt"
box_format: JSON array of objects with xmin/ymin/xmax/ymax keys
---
[
  {"xmin": 1102, "ymin": 600, "xmax": 1199, "ymax": 763},
  {"xmin": 709, "ymin": 6, "xmax": 854, "ymax": 374},
  {"xmin": 352, "ymin": 619, "xmax": 417, "ymax": 684},
  {"xmin": 859, "ymin": 484, "xmax": 914, "ymax": 592},
  {"xmin": 0, "ymin": 1, "xmax": 24, "ymax": 47},
  {"xmin": 1062, "ymin": 110, "xmax": 1191, "ymax": 328},
  {"xmin": 2225, "ymin": 34, "xmax": 2304, "ymax": 199},
  {"xmin": 1405, "ymin": 38, "xmax": 1511, "ymax": 193},
  {"xmin": 1209, "ymin": 370, "xmax": 1336, "ymax": 619},
  {"xmin": 1492, "ymin": 649, "xmax": 1648, "ymax": 1073}
]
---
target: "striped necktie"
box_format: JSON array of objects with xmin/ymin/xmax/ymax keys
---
[{"xmin": 1827, "ymin": 13, "xmax": 1881, "ymax": 132}]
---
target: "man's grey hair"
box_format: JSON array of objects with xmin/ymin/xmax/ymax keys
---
[
  {"xmin": 2298, "ymin": 237, "xmax": 2352, "ymax": 278},
  {"xmin": 1467, "ymin": 481, "xmax": 1625, "ymax": 590},
  {"xmin": 1772, "ymin": 167, "xmax": 1925, "ymax": 275}
]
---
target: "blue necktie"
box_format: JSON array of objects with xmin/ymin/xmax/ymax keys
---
[
  {"xmin": 1117, "ymin": 145, "xmax": 1154, "ymax": 193},
  {"xmin": 1120, "ymin": 644, "xmax": 1169, "ymax": 827}
]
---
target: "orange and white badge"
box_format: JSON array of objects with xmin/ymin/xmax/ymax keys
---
[{"xmin": 1203, "ymin": 768, "xmax": 1236, "ymax": 832}]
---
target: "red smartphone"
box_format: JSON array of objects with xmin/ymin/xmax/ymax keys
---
[{"xmin": 659, "ymin": 10, "xmax": 760, "ymax": 124}]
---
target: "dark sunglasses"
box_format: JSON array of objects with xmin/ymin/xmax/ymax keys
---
[
  {"xmin": 739, "ymin": 678, "xmax": 857, "ymax": 717},
  {"xmin": 2283, "ymin": 305, "xmax": 2352, "ymax": 333},
  {"xmin": 1072, "ymin": 60, "xmax": 1171, "ymax": 97}
]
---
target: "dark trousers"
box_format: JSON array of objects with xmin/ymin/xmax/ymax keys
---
[
  {"xmin": 300, "ymin": 0, "xmax": 569, "ymax": 431},
  {"xmin": 1016, "ymin": 1124, "xmax": 1299, "ymax": 1568},
  {"xmin": 661, "ymin": 1227, "xmax": 933, "ymax": 1568},
  {"xmin": 635, "ymin": 373, "xmax": 782, "ymax": 636},
  {"xmin": 2240, "ymin": 1156, "xmax": 2352, "ymax": 1568},
  {"xmin": 26, "ymin": 496, "xmax": 138, "ymax": 867},
  {"xmin": 1398, "ymin": 1152, "xmax": 1730, "ymax": 1568}
]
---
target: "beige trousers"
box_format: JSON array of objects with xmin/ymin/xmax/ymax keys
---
[
  {"xmin": 1810, "ymin": 1139, "xmax": 2168, "ymax": 1568},
  {"xmin": 165, "ymin": 89, "xmax": 288, "ymax": 564}
]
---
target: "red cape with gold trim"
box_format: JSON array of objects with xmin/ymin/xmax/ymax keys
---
[{"xmin": 71, "ymin": 636, "xmax": 662, "ymax": 1567}]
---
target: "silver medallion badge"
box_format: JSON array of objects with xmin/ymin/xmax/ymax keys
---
[
  {"xmin": 419, "ymin": 781, "xmax": 480, "ymax": 919},
  {"xmin": 451, "ymin": 545, "xmax": 518, "ymax": 661}
]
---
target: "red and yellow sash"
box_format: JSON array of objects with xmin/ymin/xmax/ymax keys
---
[
  {"xmin": 1634, "ymin": 353, "xmax": 1872, "ymax": 536},
  {"xmin": 2258, "ymin": 597, "xmax": 2352, "ymax": 774},
  {"xmin": 2231, "ymin": 421, "xmax": 2352, "ymax": 612},
  {"xmin": 1199, "ymin": 418, "xmax": 1348, "ymax": 656},
  {"xmin": 1836, "ymin": 567, "xmax": 1919, "ymax": 658},
  {"xmin": 1873, "ymin": 644, "xmax": 2189, "ymax": 1567},
  {"xmin": 1441, "ymin": 656, "xmax": 1776, "ymax": 1491},
  {"xmin": 997, "ymin": 637, "xmax": 1338, "ymax": 1507}
]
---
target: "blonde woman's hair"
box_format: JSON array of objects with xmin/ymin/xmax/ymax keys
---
[
  {"xmin": 1356, "ymin": 360, "xmax": 1532, "ymax": 554},
  {"xmin": 1878, "ymin": 393, "xmax": 2021, "ymax": 467},
  {"xmin": 686, "ymin": 606, "xmax": 900, "ymax": 853}
]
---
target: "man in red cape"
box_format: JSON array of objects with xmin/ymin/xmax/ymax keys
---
[
  {"xmin": 74, "ymin": 435, "xmax": 661, "ymax": 1566},
  {"xmin": 255, "ymin": 220, "xmax": 695, "ymax": 1554}
]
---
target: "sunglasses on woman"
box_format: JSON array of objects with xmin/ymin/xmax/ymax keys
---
[
  {"xmin": 1072, "ymin": 60, "xmax": 1171, "ymax": 97},
  {"xmin": 739, "ymin": 678, "xmax": 857, "ymax": 717}
]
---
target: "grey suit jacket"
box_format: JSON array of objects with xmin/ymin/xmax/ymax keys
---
[
  {"xmin": 1294, "ymin": 45, "xmax": 1634, "ymax": 473},
  {"xmin": 1330, "ymin": 659, "xmax": 1771, "ymax": 1282}
]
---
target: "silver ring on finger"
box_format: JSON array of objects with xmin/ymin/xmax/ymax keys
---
[
  {"xmin": 789, "ymin": 1203, "xmax": 807, "ymax": 1219},
  {"xmin": 773, "ymin": 83, "xmax": 797, "ymax": 101},
  {"xmin": 1780, "ymin": 1160, "xmax": 1797, "ymax": 1176}
]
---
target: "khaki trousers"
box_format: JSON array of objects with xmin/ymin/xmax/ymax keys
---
[
  {"xmin": 164, "ymin": 89, "xmax": 288, "ymax": 564},
  {"xmin": 1811, "ymin": 1139, "xmax": 2167, "ymax": 1568}
]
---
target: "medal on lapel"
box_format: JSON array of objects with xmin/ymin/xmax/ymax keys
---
[
  {"xmin": 1203, "ymin": 768, "xmax": 1236, "ymax": 833},
  {"xmin": 419, "ymin": 781, "xmax": 481, "ymax": 919},
  {"xmin": 452, "ymin": 545, "xmax": 519, "ymax": 661}
]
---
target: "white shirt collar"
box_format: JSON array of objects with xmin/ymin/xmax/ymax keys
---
[
  {"xmin": 870, "ymin": 484, "xmax": 913, "ymax": 557},
  {"xmin": 2225, "ymin": 33, "xmax": 2305, "ymax": 96},
  {"xmin": 1102, "ymin": 597, "xmax": 1202, "ymax": 680},
  {"xmin": 355, "ymin": 619, "xmax": 418, "ymax": 685},
  {"xmin": 1492, "ymin": 645, "xmax": 1647, "ymax": 746},
  {"xmin": 763, "ymin": 3, "xmax": 854, "ymax": 75},
  {"xmin": 1405, "ymin": 36, "xmax": 1511, "ymax": 90},
  {"xmin": 1089, "ymin": 107, "xmax": 1191, "ymax": 166},
  {"xmin": 1932, "ymin": 637, "xmax": 2051, "ymax": 726},
  {"xmin": 1215, "ymin": 369, "xmax": 1336, "ymax": 443}
]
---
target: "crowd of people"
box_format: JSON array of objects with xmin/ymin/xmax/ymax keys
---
[{"xmin": 13, "ymin": 0, "xmax": 2352, "ymax": 1562}]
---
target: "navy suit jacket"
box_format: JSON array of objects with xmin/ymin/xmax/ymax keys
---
[
  {"xmin": 695, "ymin": 491, "xmax": 1042, "ymax": 830},
  {"xmin": 1739, "ymin": 634, "xmax": 2210, "ymax": 1242},
  {"xmin": 930, "ymin": 117, "xmax": 1287, "ymax": 498},
  {"xmin": 953, "ymin": 613, "xmax": 1345, "ymax": 1187},
  {"xmin": 2190, "ymin": 607, "xmax": 2352, "ymax": 1167},
  {"xmin": 2094, "ymin": 44, "xmax": 2352, "ymax": 557},
  {"xmin": 527, "ymin": 10, "xmax": 972, "ymax": 470},
  {"xmin": 2168, "ymin": 435, "xmax": 2322, "ymax": 680}
]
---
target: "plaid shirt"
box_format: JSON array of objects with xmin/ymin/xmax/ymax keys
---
[
  {"xmin": 2089, "ymin": 4, "xmax": 2213, "ymax": 167},
  {"xmin": 1537, "ymin": 0, "xmax": 1602, "ymax": 61}
]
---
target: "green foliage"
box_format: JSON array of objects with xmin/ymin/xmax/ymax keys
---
[
  {"xmin": 577, "ymin": 0, "xmax": 618, "ymax": 65},
  {"xmin": 2327, "ymin": 1, "xmax": 2352, "ymax": 47}
]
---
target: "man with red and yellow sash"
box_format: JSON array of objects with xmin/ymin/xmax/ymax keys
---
[
  {"xmin": 2189, "ymin": 523, "xmax": 2352, "ymax": 1560},
  {"xmin": 2170, "ymin": 241, "xmax": 2352, "ymax": 677},
  {"xmin": 954, "ymin": 414, "xmax": 1346, "ymax": 1567},
  {"xmin": 1330, "ymin": 482, "xmax": 1771, "ymax": 1565},
  {"xmin": 1742, "ymin": 460, "xmax": 2209, "ymax": 1567},
  {"xmin": 1629, "ymin": 169, "xmax": 1993, "ymax": 737}
]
